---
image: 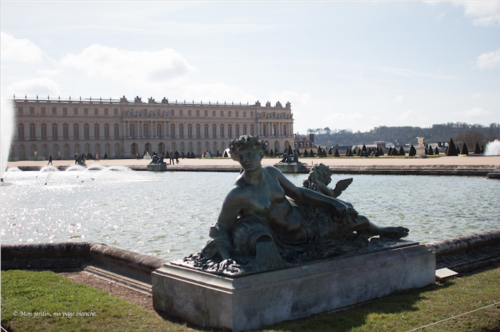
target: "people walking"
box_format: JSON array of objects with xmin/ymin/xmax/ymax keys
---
[
  {"xmin": 169, "ymin": 150, "xmax": 174, "ymax": 165},
  {"xmin": 174, "ymin": 150, "xmax": 180, "ymax": 164},
  {"xmin": 48, "ymin": 154, "xmax": 53, "ymax": 165},
  {"xmin": 74, "ymin": 153, "xmax": 78, "ymax": 165}
]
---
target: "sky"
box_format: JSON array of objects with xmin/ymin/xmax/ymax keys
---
[{"xmin": 1, "ymin": 1, "xmax": 499, "ymax": 134}]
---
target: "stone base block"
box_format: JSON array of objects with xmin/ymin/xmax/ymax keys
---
[
  {"xmin": 152, "ymin": 244, "xmax": 435, "ymax": 332},
  {"xmin": 273, "ymin": 163, "xmax": 308, "ymax": 173},
  {"xmin": 147, "ymin": 164, "xmax": 167, "ymax": 171}
]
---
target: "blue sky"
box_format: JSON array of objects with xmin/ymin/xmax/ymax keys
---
[{"xmin": 1, "ymin": 1, "xmax": 499, "ymax": 133}]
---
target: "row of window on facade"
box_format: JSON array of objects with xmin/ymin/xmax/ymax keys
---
[
  {"xmin": 15, "ymin": 143, "xmax": 121, "ymax": 160},
  {"xmin": 17, "ymin": 107, "xmax": 290, "ymax": 119},
  {"xmin": 18, "ymin": 107, "xmax": 120, "ymax": 116},
  {"xmin": 17, "ymin": 122, "xmax": 288, "ymax": 140},
  {"xmin": 15, "ymin": 139, "xmax": 290, "ymax": 160}
]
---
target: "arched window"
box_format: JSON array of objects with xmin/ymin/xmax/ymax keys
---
[
  {"xmin": 204, "ymin": 124, "xmax": 209, "ymax": 138},
  {"xmin": 52, "ymin": 123, "xmax": 58, "ymax": 139},
  {"xmin": 52, "ymin": 144, "xmax": 59, "ymax": 158},
  {"xmin": 64, "ymin": 144, "xmax": 70, "ymax": 159},
  {"xmin": 243, "ymin": 124, "xmax": 247, "ymax": 135},
  {"xmin": 170, "ymin": 124, "xmax": 175, "ymax": 138},
  {"xmin": 189, "ymin": 142, "xmax": 193, "ymax": 153},
  {"xmin": 250, "ymin": 124, "xmax": 254, "ymax": 136},
  {"xmin": 95, "ymin": 143, "xmax": 100, "ymax": 155},
  {"xmin": 157, "ymin": 124, "xmax": 162, "ymax": 138},
  {"xmin": 188, "ymin": 124, "xmax": 192, "ymax": 138},
  {"xmin": 262, "ymin": 124, "xmax": 267, "ymax": 137},
  {"xmin": 144, "ymin": 124, "xmax": 149, "ymax": 138},
  {"xmin": 171, "ymin": 142, "xmax": 176, "ymax": 151},
  {"xmin": 205, "ymin": 141, "xmax": 209, "ymax": 151},
  {"xmin": 85, "ymin": 143, "xmax": 90, "ymax": 154},
  {"xmin": 115, "ymin": 143, "xmax": 120, "ymax": 158},
  {"xmin": 179, "ymin": 124, "xmax": 184, "ymax": 138},
  {"xmin": 212, "ymin": 124, "xmax": 216, "ymax": 138},
  {"xmin": 197, "ymin": 142, "xmax": 201, "ymax": 155},
  {"xmin": 105, "ymin": 143, "xmax": 110, "ymax": 157},
  {"xmin": 42, "ymin": 144, "xmax": 48, "ymax": 158},
  {"xmin": 114, "ymin": 124, "xmax": 119, "ymax": 139},
  {"xmin": 274, "ymin": 141, "xmax": 279, "ymax": 153},
  {"xmin": 84, "ymin": 124, "xmax": 90, "ymax": 139},
  {"xmin": 18, "ymin": 145, "xmax": 25, "ymax": 160},
  {"xmin": 18, "ymin": 123, "xmax": 25, "ymax": 140},
  {"xmin": 274, "ymin": 124, "xmax": 277, "ymax": 137},
  {"xmin": 236, "ymin": 124, "xmax": 240, "ymax": 138},
  {"xmin": 220, "ymin": 124, "xmax": 224, "ymax": 138},
  {"xmin": 213, "ymin": 142, "xmax": 217, "ymax": 153},
  {"xmin": 94, "ymin": 124, "xmax": 99, "ymax": 139},
  {"xmin": 228, "ymin": 124, "xmax": 232, "ymax": 138},
  {"xmin": 180, "ymin": 142, "xmax": 185, "ymax": 153},
  {"xmin": 196, "ymin": 124, "xmax": 201, "ymax": 138},
  {"xmin": 30, "ymin": 123, "xmax": 36, "ymax": 140},
  {"xmin": 41, "ymin": 123, "xmax": 47, "ymax": 139},
  {"xmin": 75, "ymin": 144, "xmax": 80, "ymax": 154},
  {"xmin": 158, "ymin": 142, "xmax": 165, "ymax": 154},
  {"xmin": 130, "ymin": 123, "xmax": 135, "ymax": 138},
  {"xmin": 145, "ymin": 143, "xmax": 151, "ymax": 153},
  {"xmin": 74, "ymin": 124, "xmax": 79, "ymax": 139},
  {"xmin": 283, "ymin": 124, "xmax": 287, "ymax": 136},
  {"xmin": 131, "ymin": 143, "xmax": 138, "ymax": 155},
  {"xmin": 30, "ymin": 144, "xmax": 37, "ymax": 157},
  {"xmin": 104, "ymin": 124, "xmax": 110, "ymax": 139},
  {"xmin": 63, "ymin": 124, "xmax": 69, "ymax": 139}
]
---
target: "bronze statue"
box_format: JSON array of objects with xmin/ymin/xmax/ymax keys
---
[{"xmin": 182, "ymin": 136, "xmax": 409, "ymax": 275}]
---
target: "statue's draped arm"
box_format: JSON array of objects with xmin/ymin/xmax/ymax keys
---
[
  {"xmin": 202, "ymin": 188, "xmax": 244, "ymax": 260},
  {"xmin": 272, "ymin": 167, "xmax": 349, "ymax": 213}
]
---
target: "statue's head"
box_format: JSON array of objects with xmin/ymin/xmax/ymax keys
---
[
  {"xmin": 229, "ymin": 135, "xmax": 266, "ymax": 161},
  {"xmin": 308, "ymin": 163, "xmax": 332, "ymax": 185}
]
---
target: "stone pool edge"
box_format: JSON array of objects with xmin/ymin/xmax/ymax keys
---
[
  {"xmin": 12, "ymin": 164, "xmax": 500, "ymax": 176},
  {"xmin": 2, "ymin": 229, "xmax": 500, "ymax": 295}
]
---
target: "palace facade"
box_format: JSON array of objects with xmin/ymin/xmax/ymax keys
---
[{"xmin": 11, "ymin": 96, "xmax": 294, "ymax": 160}]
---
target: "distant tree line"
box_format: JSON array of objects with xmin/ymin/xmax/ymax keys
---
[{"xmin": 304, "ymin": 122, "xmax": 500, "ymax": 147}]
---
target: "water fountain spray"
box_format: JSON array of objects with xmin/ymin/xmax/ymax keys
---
[
  {"xmin": 484, "ymin": 139, "xmax": 500, "ymax": 156},
  {"xmin": 1, "ymin": 98, "xmax": 15, "ymax": 181}
]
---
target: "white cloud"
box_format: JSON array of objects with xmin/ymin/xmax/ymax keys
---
[
  {"xmin": 454, "ymin": 2, "xmax": 500, "ymax": 26},
  {"xmin": 435, "ymin": 13, "xmax": 445, "ymax": 21},
  {"xmin": 6, "ymin": 78, "xmax": 61, "ymax": 97},
  {"xmin": 461, "ymin": 107, "xmax": 493, "ymax": 118},
  {"xmin": 59, "ymin": 44, "xmax": 195, "ymax": 84},
  {"xmin": 267, "ymin": 91, "xmax": 312, "ymax": 112},
  {"xmin": 394, "ymin": 95, "xmax": 404, "ymax": 103},
  {"xmin": 1, "ymin": 31, "xmax": 44, "ymax": 63},
  {"xmin": 322, "ymin": 112, "xmax": 363, "ymax": 127},
  {"xmin": 476, "ymin": 49, "xmax": 500, "ymax": 70},
  {"xmin": 469, "ymin": 92, "xmax": 483, "ymax": 98},
  {"xmin": 177, "ymin": 82, "xmax": 256, "ymax": 104}
]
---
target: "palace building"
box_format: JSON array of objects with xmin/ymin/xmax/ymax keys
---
[{"xmin": 11, "ymin": 95, "xmax": 294, "ymax": 160}]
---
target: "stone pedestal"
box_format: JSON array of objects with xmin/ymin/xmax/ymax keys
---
[
  {"xmin": 152, "ymin": 244, "xmax": 435, "ymax": 332},
  {"xmin": 147, "ymin": 164, "xmax": 167, "ymax": 171},
  {"xmin": 273, "ymin": 162, "xmax": 308, "ymax": 173}
]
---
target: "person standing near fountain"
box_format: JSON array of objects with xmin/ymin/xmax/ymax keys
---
[{"xmin": 47, "ymin": 154, "xmax": 53, "ymax": 165}]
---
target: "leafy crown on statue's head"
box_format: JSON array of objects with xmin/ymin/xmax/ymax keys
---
[{"xmin": 229, "ymin": 135, "xmax": 267, "ymax": 161}]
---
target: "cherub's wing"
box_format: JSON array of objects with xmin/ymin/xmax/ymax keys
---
[{"xmin": 332, "ymin": 178, "xmax": 353, "ymax": 197}]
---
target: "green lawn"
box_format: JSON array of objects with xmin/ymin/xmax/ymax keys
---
[{"xmin": 2, "ymin": 268, "xmax": 500, "ymax": 331}]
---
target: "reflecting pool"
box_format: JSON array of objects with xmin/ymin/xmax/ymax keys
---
[{"xmin": 1, "ymin": 169, "xmax": 499, "ymax": 261}]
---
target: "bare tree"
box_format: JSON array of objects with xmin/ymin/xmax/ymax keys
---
[{"xmin": 453, "ymin": 130, "xmax": 485, "ymax": 150}]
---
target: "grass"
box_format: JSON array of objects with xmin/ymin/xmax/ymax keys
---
[
  {"xmin": 258, "ymin": 268, "xmax": 500, "ymax": 332},
  {"xmin": 1, "ymin": 270, "xmax": 181, "ymax": 332},
  {"xmin": 2, "ymin": 268, "xmax": 500, "ymax": 331}
]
